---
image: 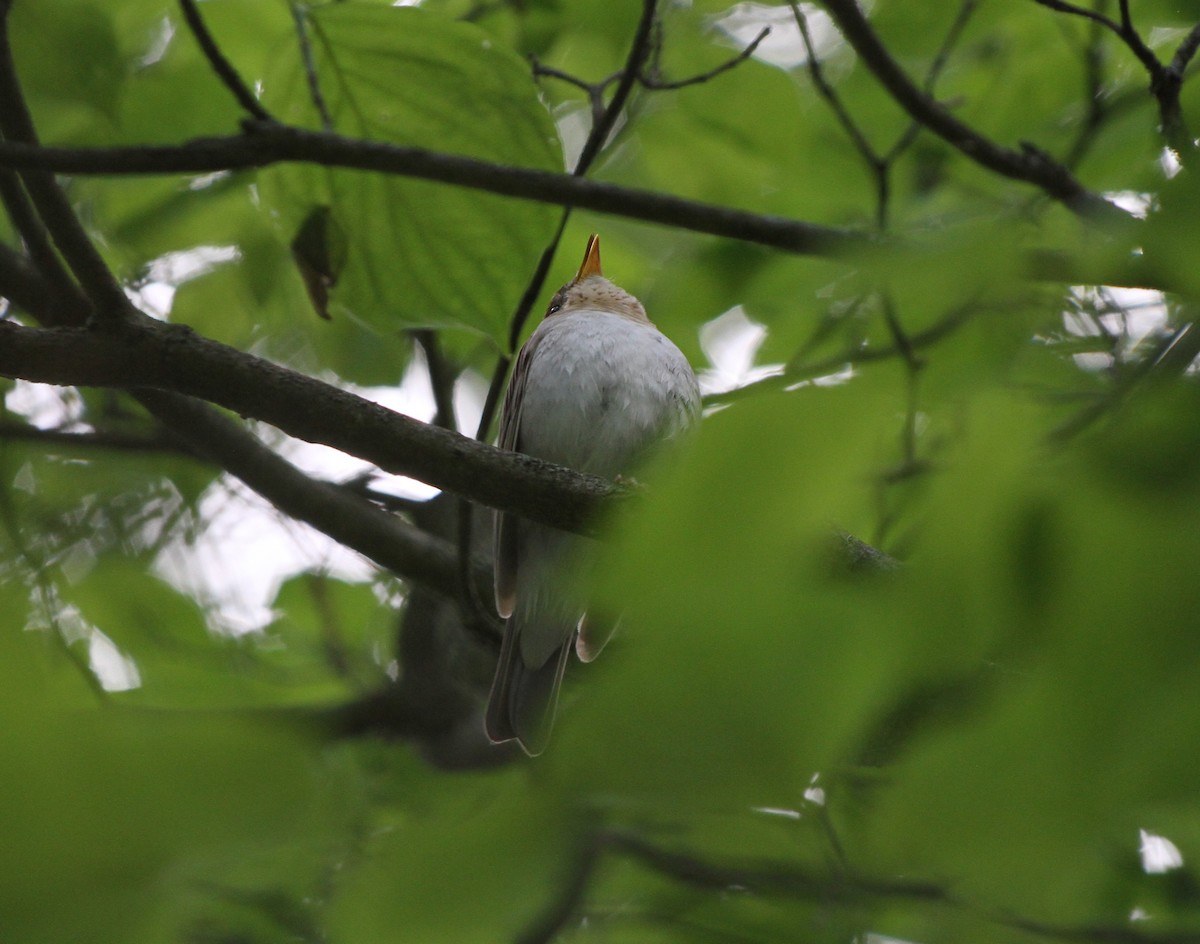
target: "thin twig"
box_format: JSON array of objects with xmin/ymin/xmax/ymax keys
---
[
  {"xmin": 0, "ymin": 421, "xmax": 200, "ymax": 457},
  {"xmin": 177, "ymin": 0, "xmax": 274, "ymax": 122},
  {"xmin": 0, "ymin": 3, "xmax": 128, "ymax": 321},
  {"xmin": 575, "ymin": 0, "xmax": 659, "ymax": 174},
  {"xmin": 1032, "ymin": 0, "xmax": 1124, "ymax": 36},
  {"xmin": 794, "ymin": 0, "xmax": 981, "ymax": 230},
  {"xmin": 516, "ymin": 836, "xmax": 602, "ymax": 944},
  {"xmin": 706, "ymin": 301, "xmax": 978, "ymax": 405},
  {"xmin": 1062, "ymin": 9, "xmax": 1111, "ymax": 169},
  {"xmin": 884, "ymin": 0, "xmax": 982, "ymax": 165},
  {"xmin": 821, "ymin": 0, "xmax": 1123, "ymax": 219},
  {"xmin": 880, "ymin": 294, "xmax": 922, "ymax": 469},
  {"xmin": 792, "ymin": 3, "xmax": 881, "ymax": 170},
  {"xmin": 1050, "ymin": 321, "xmax": 1200, "ymax": 441},
  {"xmin": 480, "ymin": 0, "xmax": 669, "ymax": 435},
  {"xmin": 531, "ymin": 58, "xmax": 620, "ymax": 127},
  {"xmin": 641, "ymin": 26, "xmax": 770, "ymax": 90},
  {"xmin": 413, "ymin": 330, "xmax": 457, "ymax": 432},
  {"xmin": 1169, "ymin": 23, "xmax": 1200, "ymax": 75},
  {"xmin": 292, "ymin": 3, "xmax": 335, "ymax": 131},
  {"xmin": 0, "ymin": 171, "xmax": 76, "ymax": 319},
  {"xmin": 1031, "ymin": 0, "xmax": 1198, "ymax": 151},
  {"xmin": 1032, "ymin": 0, "xmax": 1157, "ymax": 77}
]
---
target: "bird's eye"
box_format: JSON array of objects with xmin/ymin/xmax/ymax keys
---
[{"xmin": 548, "ymin": 304, "xmax": 561, "ymax": 314}]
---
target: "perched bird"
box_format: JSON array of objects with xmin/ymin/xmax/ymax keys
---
[{"xmin": 486, "ymin": 234, "xmax": 701, "ymax": 755}]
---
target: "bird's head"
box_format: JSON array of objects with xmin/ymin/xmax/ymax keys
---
[{"xmin": 545, "ymin": 234, "xmax": 650, "ymax": 323}]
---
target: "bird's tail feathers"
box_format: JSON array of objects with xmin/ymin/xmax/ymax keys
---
[
  {"xmin": 576, "ymin": 608, "xmax": 620, "ymax": 663},
  {"xmin": 485, "ymin": 616, "xmax": 574, "ymax": 757}
]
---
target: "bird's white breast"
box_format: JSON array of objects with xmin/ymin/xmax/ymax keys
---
[{"xmin": 518, "ymin": 309, "xmax": 699, "ymax": 477}]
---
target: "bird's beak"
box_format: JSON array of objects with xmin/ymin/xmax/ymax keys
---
[{"xmin": 576, "ymin": 233, "xmax": 602, "ymax": 281}]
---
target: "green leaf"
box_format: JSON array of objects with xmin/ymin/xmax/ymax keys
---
[
  {"xmin": 327, "ymin": 768, "xmax": 578, "ymax": 943},
  {"xmin": 259, "ymin": 4, "xmax": 562, "ymax": 346},
  {"xmin": 9, "ymin": 0, "xmax": 126, "ymax": 135},
  {"xmin": 552, "ymin": 380, "xmax": 910, "ymax": 815},
  {"xmin": 0, "ymin": 619, "xmax": 326, "ymax": 944}
]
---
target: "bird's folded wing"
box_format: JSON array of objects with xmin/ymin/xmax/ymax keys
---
[{"xmin": 493, "ymin": 331, "xmax": 542, "ymax": 617}]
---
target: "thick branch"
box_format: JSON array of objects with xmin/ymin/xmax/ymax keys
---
[
  {"xmin": 0, "ymin": 243, "xmax": 488, "ymax": 600},
  {"xmin": 135, "ymin": 389, "xmax": 479, "ymax": 598},
  {"xmin": 0, "ymin": 317, "xmax": 625, "ymax": 535}
]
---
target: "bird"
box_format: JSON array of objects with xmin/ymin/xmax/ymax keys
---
[{"xmin": 486, "ymin": 234, "xmax": 701, "ymax": 756}]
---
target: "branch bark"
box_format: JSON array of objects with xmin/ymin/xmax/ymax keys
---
[
  {"xmin": 0, "ymin": 316, "xmax": 626, "ymax": 536},
  {"xmin": 0, "ymin": 127, "xmax": 868, "ymax": 257},
  {"xmin": 820, "ymin": 0, "xmax": 1125, "ymax": 220}
]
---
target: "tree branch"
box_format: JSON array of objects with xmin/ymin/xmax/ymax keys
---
[
  {"xmin": 0, "ymin": 4, "xmax": 127, "ymax": 320},
  {"xmin": 0, "ymin": 317, "xmax": 626, "ymax": 536},
  {"xmin": 819, "ymin": 0, "xmax": 1123, "ymax": 219},
  {"xmin": 135, "ymin": 388, "xmax": 482, "ymax": 599},
  {"xmin": 606, "ymin": 832, "xmax": 947, "ymax": 903},
  {"xmin": 1032, "ymin": 0, "xmax": 1200, "ymax": 153},
  {"xmin": 0, "ymin": 128, "xmax": 899, "ymax": 258},
  {"xmin": 0, "ymin": 420, "xmax": 199, "ymax": 457},
  {"xmin": 574, "ymin": 0, "xmax": 658, "ymax": 174},
  {"xmin": 640, "ymin": 26, "xmax": 770, "ymax": 90},
  {"xmin": 0, "ymin": 243, "xmax": 491, "ymax": 600},
  {"xmin": 177, "ymin": 0, "xmax": 274, "ymax": 123},
  {"xmin": 516, "ymin": 836, "xmax": 603, "ymax": 944},
  {"xmin": 290, "ymin": 3, "xmax": 335, "ymax": 132}
]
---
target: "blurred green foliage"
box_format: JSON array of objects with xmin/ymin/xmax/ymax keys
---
[{"xmin": 3, "ymin": 0, "xmax": 1200, "ymax": 942}]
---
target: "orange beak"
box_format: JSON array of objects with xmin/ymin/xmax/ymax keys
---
[{"xmin": 575, "ymin": 233, "xmax": 602, "ymax": 281}]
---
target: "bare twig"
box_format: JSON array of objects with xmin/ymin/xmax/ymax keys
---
[
  {"xmin": 1032, "ymin": 0, "xmax": 1200, "ymax": 153},
  {"xmin": 484, "ymin": 0, "xmax": 663, "ymax": 436},
  {"xmin": 177, "ymin": 0, "xmax": 274, "ymax": 122},
  {"xmin": 883, "ymin": 0, "xmax": 982, "ymax": 164},
  {"xmin": 793, "ymin": 3, "xmax": 882, "ymax": 175},
  {"xmin": 794, "ymin": 1, "xmax": 981, "ymax": 229},
  {"xmin": 1051, "ymin": 320, "xmax": 1200, "ymax": 441},
  {"xmin": 1032, "ymin": 0, "xmax": 1157, "ymax": 71},
  {"xmin": 0, "ymin": 4, "xmax": 127, "ymax": 320},
  {"xmin": 531, "ymin": 59, "xmax": 620, "ymax": 128},
  {"xmin": 0, "ymin": 172, "xmax": 54, "ymax": 266},
  {"xmin": 1169, "ymin": 23, "xmax": 1200, "ymax": 76},
  {"xmin": 1061, "ymin": 8, "xmax": 1111, "ymax": 169},
  {"xmin": 516, "ymin": 837, "xmax": 602, "ymax": 944},
  {"xmin": 575, "ymin": 0, "xmax": 659, "ymax": 174},
  {"xmin": 820, "ymin": 0, "xmax": 1123, "ymax": 219},
  {"xmin": 413, "ymin": 330, "xmax": 457, "ymax": 432},
  {"xmin": 291, "ymin": 3, "xmax": 335, "ymax": 132},
  {"xmin": 607, "ymin": 832, "xmax": 947, "ymax": 903},
  {"xmin": 0, "ymin": 421, "xmax": 199, "ymax": 457},
  {"xmin": 0, "ymin": 173, "xmax": 77, "ymax": 320},
  {"xmin": 641, "ymin": 26, "xmax": 770, "ymax": 90},
  {"xmin": 706, "ymin": 300, "xmax": 979, "ymax": 405}
]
